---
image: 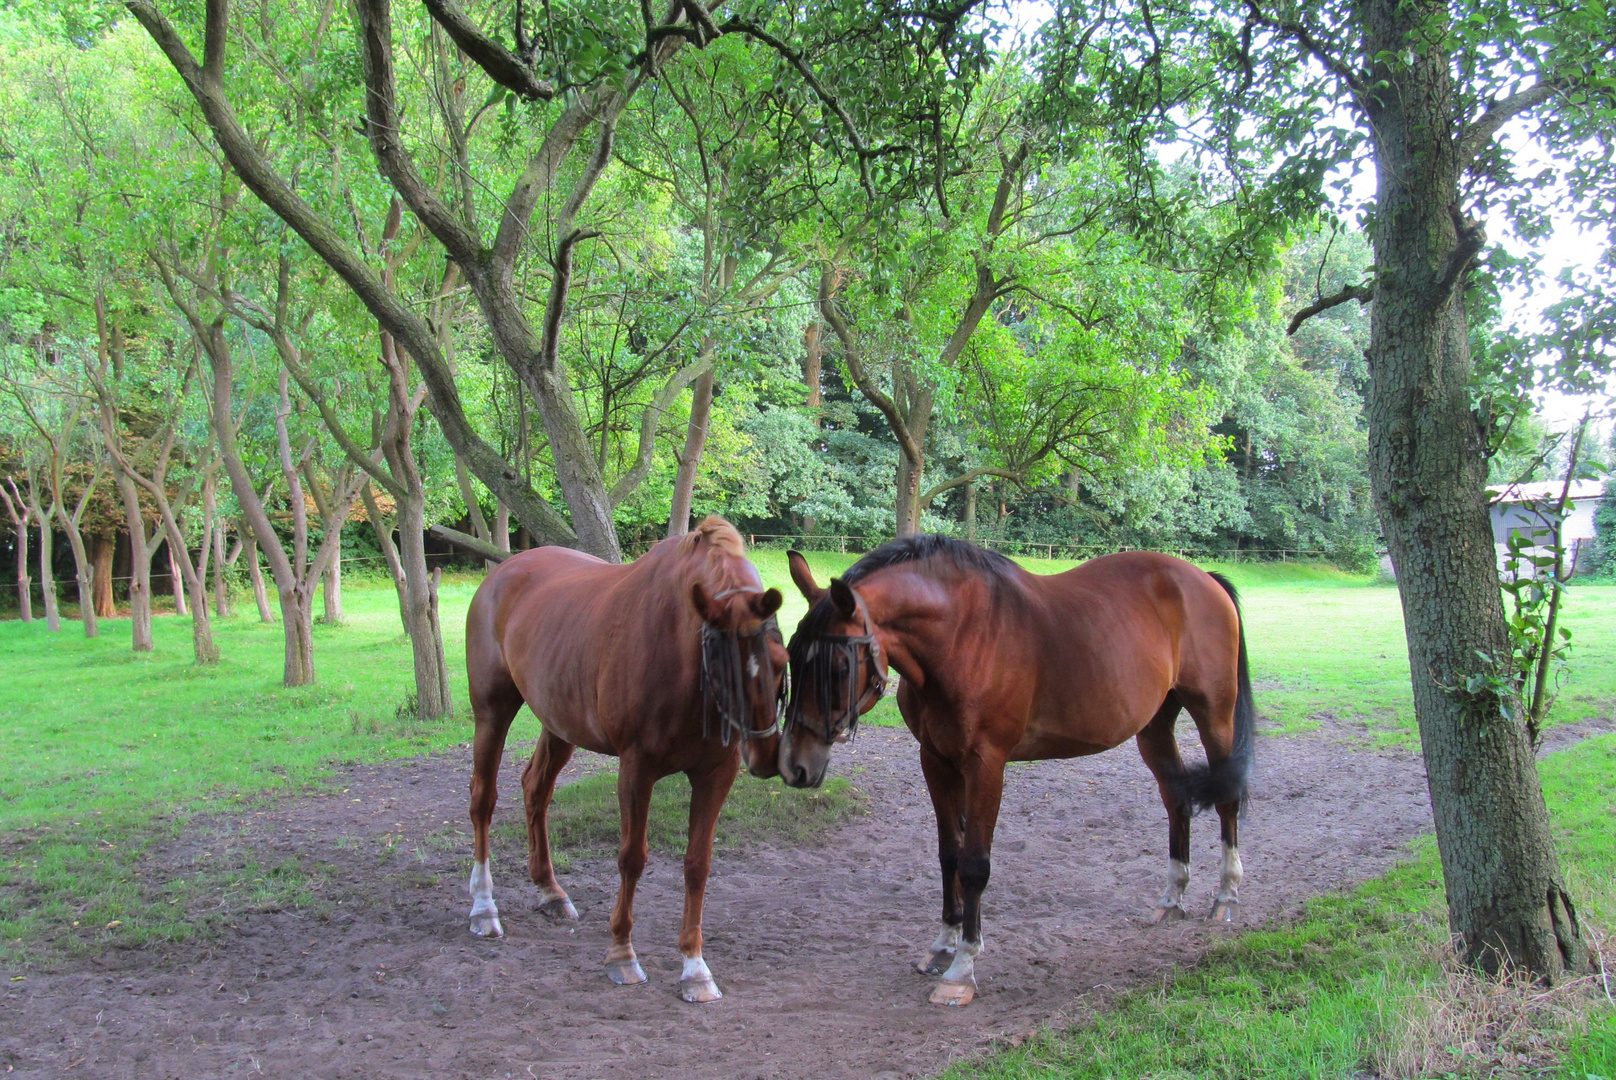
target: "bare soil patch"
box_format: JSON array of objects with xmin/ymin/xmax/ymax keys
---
[{"xmin": 3, "ymin": 723, "xmax": 1436, "ymax": 1080}]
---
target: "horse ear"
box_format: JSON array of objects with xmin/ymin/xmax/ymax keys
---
[
  {"xmin": 829, "ymin": 578, "xmax": 858, "ymax": 619},
  {"xmin": 690, "ymin": 582, "xmax": 726, "ymax": 624},
  {"xmin": 751, "ymin": 587, "xmax": 784, "ymax": 618},
  {"xmin": 787, "ymin": 550, "xmax": 822, "ymax": 603}
]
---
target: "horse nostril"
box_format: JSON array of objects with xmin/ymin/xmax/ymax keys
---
[{"xmin": 792, "ymin": 765, "xmax": 809, "ymax": 787}]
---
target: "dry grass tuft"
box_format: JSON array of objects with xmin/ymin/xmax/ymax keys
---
[{"xmin": 1374, "ymin": 925, "xmax": 1615, "ymax": 1079}]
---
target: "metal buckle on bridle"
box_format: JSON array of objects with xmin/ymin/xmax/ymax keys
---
[
  {"xmin": 700, "ymin": 615, "xmax": 785, "ymax": 747},
  {"xmin": 786, "ymin": 631, "xmax": 886, "ymax": 744}
]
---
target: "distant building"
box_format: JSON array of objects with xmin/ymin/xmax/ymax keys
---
[{"xmin": 1487, "ymin": 479, "xmax": 1605, "ymax": 576}]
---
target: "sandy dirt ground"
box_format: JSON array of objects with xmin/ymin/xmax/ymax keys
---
[{"xmin": 2, "ymin": 718, "xmax": 1455, "ymax": 1080}]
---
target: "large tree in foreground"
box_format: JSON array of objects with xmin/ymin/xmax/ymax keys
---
[{"xmin": 1041, "ymin": 0, "xmax": 1615, "ymax": 977}]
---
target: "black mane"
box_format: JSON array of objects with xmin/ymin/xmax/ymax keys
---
[
  {"xmin": 841, "ymin": 534, "xmax": 1016, "ymax": 585},
  {"xmin": 789, "ymin": 535, "xmax": 1015, "ymax": 655}
]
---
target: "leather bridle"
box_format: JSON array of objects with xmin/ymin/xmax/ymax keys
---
[
  {"xmin": 699, "ymin": 588, "xmax": 786, "ymax": 746},
  {"xmin": 785, "ymin": 596, "xmax": 887, "ymax": 744}
]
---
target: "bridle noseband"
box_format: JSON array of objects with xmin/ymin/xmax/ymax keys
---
[
  {"xmin": 786, "ymin": 599, "xmax": 887, "ymax": 744},
  {"xmin": 699, "ymin": 587, "xmax": 787, "ymax": 747}
]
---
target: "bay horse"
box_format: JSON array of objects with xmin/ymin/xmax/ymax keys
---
[
  {"xmin": 780, "ymin": 536, "xmax": 1254, "ymax": 1006},
  {"xmin": 464, "ymin": 515, "xmax": 787, "ymax": 1003}
]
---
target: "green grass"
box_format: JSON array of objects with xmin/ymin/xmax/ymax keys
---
[{"xmin": 945, "ymin": 734, "xmax": 1616, "ymax": 1080}]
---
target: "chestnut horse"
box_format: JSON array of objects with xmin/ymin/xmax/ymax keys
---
[
  {"xmin": 780, "ymin": 536, "xmax": 1253, "ymax": 1006},
  {"xmin": 464, "ymin": 516, "xmax": 787, "ymax": 1003}
]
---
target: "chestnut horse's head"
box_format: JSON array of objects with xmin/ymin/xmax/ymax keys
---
[
  {"xmin": 686, "ymin": 522, "xmax": 788, "ymax": 780},
  {"xmin": 778, "ymin": 550, "xmax": 889, "ymax": 788}
]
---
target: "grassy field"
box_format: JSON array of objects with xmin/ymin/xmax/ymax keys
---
[{"xmin": 2, "ymin": 552, "xmax": 1613, "ymax": 1075}]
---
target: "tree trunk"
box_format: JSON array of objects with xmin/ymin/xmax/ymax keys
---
[
  {"xmin": 245, "ymin": 531, "xmax": 274, "ymax": 623},
  {"xmin": 454, "ymin": 454, "xmax": 499, "ymax": 572},
  {"xmin": 91, "ymin": 533, "xmax": 115, "ymax": 617},
  {"xmin": 1362, "ymin": 0, "xmax": 1584, "ymax": 980},
  {"xmin": 212, "ymin": 524, "xmax": 232, "ymax": 617},
  {"xmin": 494, "ymin": 501, "xmax": 510, "ymax": 554},
  {"xmin": 115, "ymin": 473, "xmax": 154, "ymax": 651},
  {"xmin": 280, "ymin": 582, "xmax": 315, "ymax": 685},
  {"xmin": 10, "ymin": 515, "xmax": 31, "ymax": 623},
  {"xmin": 37, "ymin": 510, "xmax": 61, "ymax": 631},
  {"xmin": 361, "ymin": 484, "xmax": 411, "ymax": 634},
  {"xmin": 803, "ymin": 320, "xmax": 823, "ymax": 412},
  {"xmin": 396, "ymin": 485, "xmax": 452, "ymax": 721},
  {"xmin": 323, "ymin": 525, "xmax": 344, "ymax": 624},
  {"xmin": 964, "ymin": 481, "xmax": 977, "ymax": 544},
  {"xmin": 667, "ymin": 362, "xmax": 715, "ymax": 538},
  {"xmin": 62, "ymin": 520, "xmax": 98, "ymax": 638},
  {"xmin": 167, "ymin": 540, "xmax": 188, "ymax": 616}
]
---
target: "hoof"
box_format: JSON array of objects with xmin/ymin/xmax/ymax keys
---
[
  {"xmin": 679, "ymin": 976, "xmax": 723, "ymax": 1004},
  {"xmin": 538, "ymin": 896, "xmax": 579, "ymax": 921},
  {"xmin": 1150, "ymin": 904, "xmax": 1188, "ymax": 924},
  {"xmin": 1209, "ymin": 899, "xmax": 1239, "ymax": 924},
  {"xmin": 916, "ymin": 949, "xmax": 955, "ymax": 976},
  {"xmin": 605, "ymin": 957, "xmax": 647, "ymax": 985},
  {"xmin": 928, "ymin": 977, "xmax": 977, "ymax": 1007},
  {"xmin": 469, "ymin": 912, "xmax": 504, "ymax": 938}
]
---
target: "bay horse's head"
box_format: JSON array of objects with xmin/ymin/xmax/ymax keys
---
[
  {"xmin": 690, "ymin": 575, "xmax": 789, "ymax": 781},
  {"xmin": 778, "ymin": 550, "xmax": 889, "ymax": 788}
]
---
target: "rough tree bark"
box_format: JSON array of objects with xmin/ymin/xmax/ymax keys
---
[
  {"xmin": 90, "ymin": 533, "xmax": 114, "ymax": 618},
  {"xmin": 1353, "ymin": 0, "xmax": 1586, "ymax": 978},
  {"xmin": 0, "ymin": 479, "xmax": 33, "ymax": 622}
]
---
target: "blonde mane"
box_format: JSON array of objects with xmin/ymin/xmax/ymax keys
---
[{"xmin": 677, "ymin": 514, "xmax": 748, "ymax": 559}]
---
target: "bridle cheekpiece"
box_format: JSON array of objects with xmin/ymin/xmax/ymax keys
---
[
  {"xmin": 786, "ymin": 595, "xmax": 887, "ymax": 744},
  {"xmin": 699, "ymin": 586, "xmax": 787, "ymax": 746}
]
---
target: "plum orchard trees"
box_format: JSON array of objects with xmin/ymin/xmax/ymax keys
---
[{"xmin": 125, "ymin": 0, "xmax": 993, "ymax": 560}]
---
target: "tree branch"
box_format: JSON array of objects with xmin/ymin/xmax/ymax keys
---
[
  {"xmin": 123, "ymin": 0, "xmax": 578, "ymax": 547},
  {"xmin": 818, "ymin": 267, "xmax": 923, "ymax": 466},
  {"xmin": 1286, "ymin": 282, "xmax": 1375, "ymax": 335},
  {"xmin": 421, "ymin": 0, "xmax": 556, "ymax": 101},
  {"xmin": 1244, "ymin": 0, "xmax": 1366, "ymax": 99},
  {"xmin": 1457, "ymin": 81, "xmax": 1562, "ymax": 171},
  {"xmin": 355, "ymin": 0, "xmax": 483, "ymax": 265},
  {"xmin": 608, "ymin": 357, "xmax": 711, "ymax": 506},
  {"xmin": 916, "ymin": 466, "xmax": 1021, "ymax": 511}
]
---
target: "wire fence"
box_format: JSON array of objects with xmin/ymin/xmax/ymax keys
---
[{"xmin": 621, "ymin": 531, "xmax": 1335, "ymax": 562}]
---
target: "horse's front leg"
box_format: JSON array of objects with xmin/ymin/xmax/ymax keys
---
[
  {"xmin": 605, "ymin": 755, "xmax": 656, "ymax": 986},
  {"xmin": 917, "ymin": 744, "xmax": 965, "ymax": 976},
  {"xmin": 677, "ymin": 753, "xmax": 741, "ymax": 1003},
  {"xmin": 930, "ymin": 752, "xmax": 1006, "ymax": 1007}
]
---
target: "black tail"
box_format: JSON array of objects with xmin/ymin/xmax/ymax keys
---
[{"xmin": 1165, "ymin": 571, "xmax": 1255, "ymax": 814}]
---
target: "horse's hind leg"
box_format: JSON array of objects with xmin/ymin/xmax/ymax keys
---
[
  {"xmin": 1209, "ymin": 800, "xmax": 1243, "ymax": 923},
  {"xmin": 522, "ymin": 727, "xmax": 578, "ymax": 920},
  {"xmin": 675, "ymin": 753, "xmax": 741, "ymax": 1004},
  {"xmin": 916, "ymin": 744, "xmax": 965, "ymax": 977},
  {"xmin": 1137, "ymin": 694, "xmax": 1192, "ymax": 923},
  {"xmin": 1179, "ymin": 684, "xmax": 1243, "ymax": 923},
  {"xmin": 604, "ymin": 754, "xmax": 656, "ymax": 986},
  {"xmin": 468, "ymin": 668, "xmax": 524, "ymax": 939}
]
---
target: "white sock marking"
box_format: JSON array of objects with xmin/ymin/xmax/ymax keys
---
[
  {"xmin": 941, "ymin": 934, "xmax": 982, "ymax": 983},
  {"xmin": 1216, "ymin": 843, "xmax": 1243, "ymax": 903},
  {"xmin": 1158, "ymin": 858, "xmax": 1191, "ymax": 910},
  {"xmin": 681, "ymin": 954, "xmax": 713, "ymax": 982}
]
